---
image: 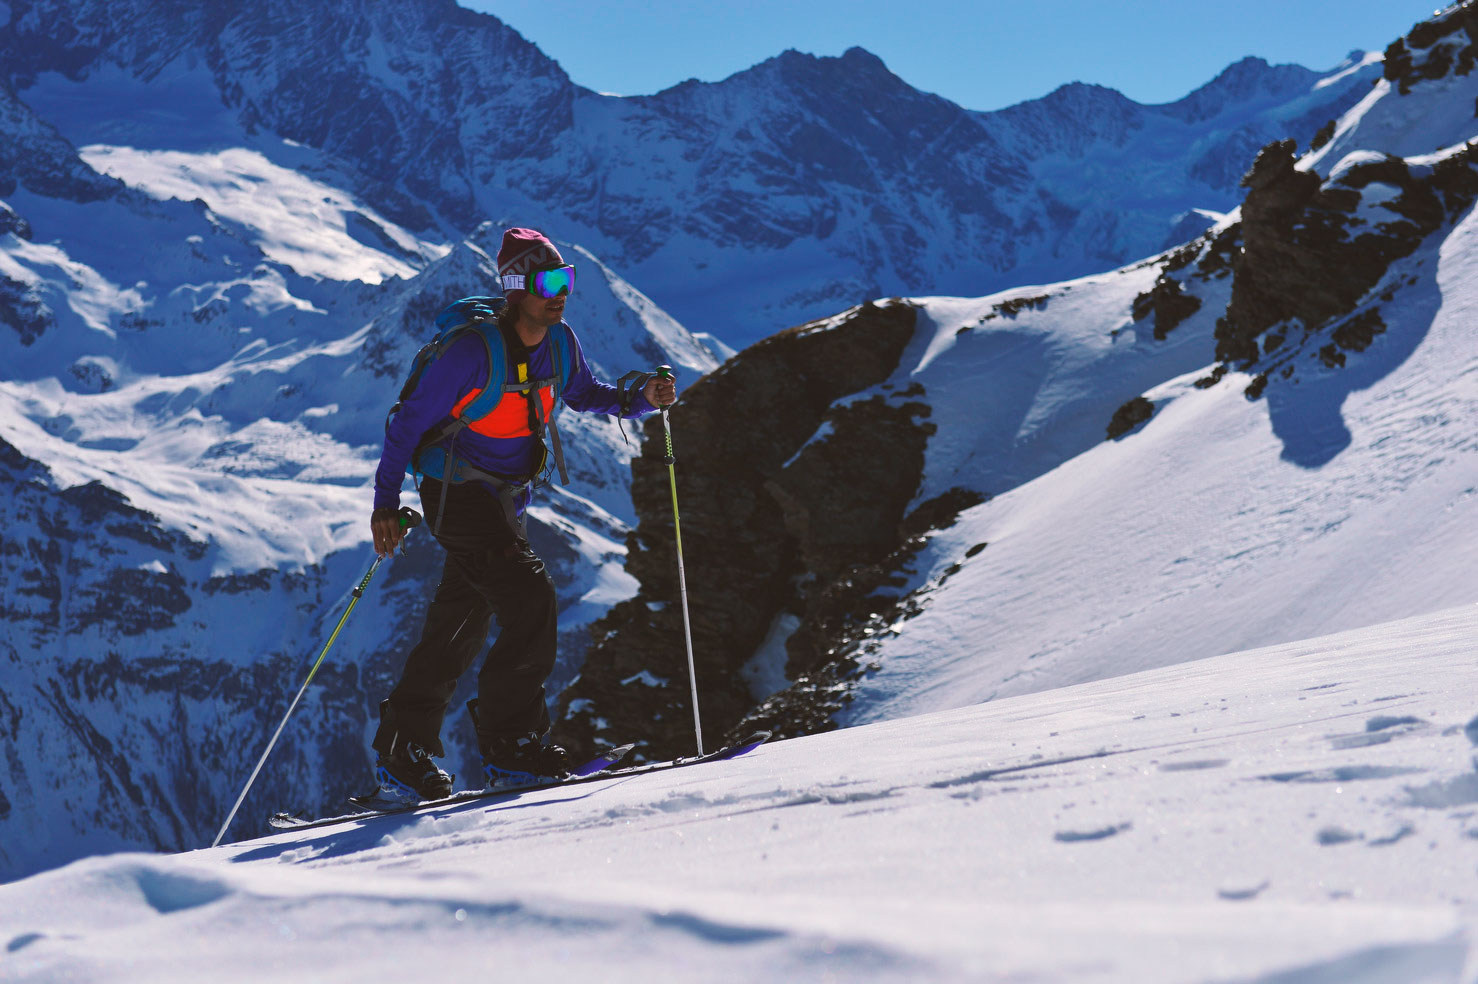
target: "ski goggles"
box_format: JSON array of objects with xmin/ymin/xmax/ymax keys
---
[{"xmin": 501, "ymin": 264, "xmax": 576, "ymax": 299}]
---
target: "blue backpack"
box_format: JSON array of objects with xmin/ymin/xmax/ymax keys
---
[{"xmin": 388, "ymin": 296, "xmax": 577, "ymax": 533}]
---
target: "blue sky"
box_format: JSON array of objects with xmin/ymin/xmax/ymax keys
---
[{"xmin": 461, "ymin": 0, "xmax": 1441, "ymax": 110}]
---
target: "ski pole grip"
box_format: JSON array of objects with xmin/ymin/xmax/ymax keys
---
[
  {"xmin": 398, "ymin": 507, "xmax": 423, "ymax": 531},
  {"xmin": 656, "ymin": 364, "xmax": 673, "ymax": 379}
]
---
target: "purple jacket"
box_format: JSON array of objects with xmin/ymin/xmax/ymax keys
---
[{"xmin": 373, "ymin": 322, "xmax": 655, "ymax": 513}]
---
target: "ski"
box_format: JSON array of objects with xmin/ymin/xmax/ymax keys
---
[
  {"xmin": 263, "ymin": 731, "xmax": 770, "ymax": 835},
  {"xmin": 268, "ymin": 741, "xmax": 636, "ymax": 832}
]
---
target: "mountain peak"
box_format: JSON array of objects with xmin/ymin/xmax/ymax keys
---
[{"xmin": 1161, "ymin": 55, "xmax": 1320, "ymax": 123}]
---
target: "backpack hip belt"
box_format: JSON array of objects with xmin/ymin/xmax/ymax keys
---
[{"xmin": 414, "ymin": 442, "xmax": 536, "ymax": 541}]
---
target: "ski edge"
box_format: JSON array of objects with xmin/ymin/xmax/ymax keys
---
[
  {"xmin": 268, "ymin": 742, "xmax": 636, "ymax": 832},
  {"xmin": 261, "ymin": 732, "xmax": 771, "ymax": 838}
]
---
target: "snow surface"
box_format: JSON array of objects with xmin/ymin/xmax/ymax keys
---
[
  {"xmin": 4, "ymin": 605, "xmax": 1477, "ymax": 983},
  {"xmin": 80, "ymin": 145, "xmax": 447, "ymax": 283},
  {"xmin": 836, "ymin": 159, "xmax": 1478, "ymax": 727}
]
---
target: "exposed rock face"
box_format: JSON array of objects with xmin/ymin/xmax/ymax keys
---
[
  {"xmin": 1383, "ymin": 3, "xmax": 1478, "ymax": 94},
  {"xmin": 1107, "ymin": 397, "xmax": 1156, "ymax": 440},
  {"xmin": 0, "ymin": 76, "xmax": 118, "ymax": 202},
  {"xmin": 1215, "ymin": 138, "xmax": 1478, "ymax": 366},
  {"xmin": 1132, "ymin": 270, "xmax": 1203, "ymax": 340},
  {"xmin": 554, "ymin": 301, "xmax": 933, "ymax": 759},
  {"xmin": 0, "ymin": 273, "xmax": 53, "ymax": 345}
]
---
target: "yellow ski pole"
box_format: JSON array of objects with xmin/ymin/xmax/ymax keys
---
[{"xmin": 655, "ymin": 366, "xmax": 705, "ymax": 756}]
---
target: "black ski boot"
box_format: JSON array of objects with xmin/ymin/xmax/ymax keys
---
[
  {"xmin": 375, "ymin": 741, "xmax": 454, "ymax": 802},
  {"xmin": 483, "ymin": 733, "xmax": 572, "ymax": 788}
]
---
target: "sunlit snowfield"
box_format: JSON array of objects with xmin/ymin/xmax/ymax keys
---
[{"xmin": 3, "ymin": 606, "xmax": 1476, "ymax": 983}]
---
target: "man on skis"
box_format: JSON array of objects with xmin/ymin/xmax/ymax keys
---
[{"xmin": 367, "ymin": 227, "xmax": 676, "ymax": 800}]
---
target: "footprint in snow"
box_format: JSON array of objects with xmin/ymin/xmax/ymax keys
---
[
  {"xmin": 1157, "ymin": 759, "xmax": 1229, "ymax": 773},
  {"xmin": 1054, "ymin": 822, "xmax": 1131, "ymax": 843},
  {"xmin": 1365, "ymin": 715, "xmax": 1426, "ymax": 732},
  {"xmin": 1217, "ymin": 879, "xmax": 1269, "ymax": 901},
  {"xmin": 7, "ymin": 933, "xmax": 46, "ymax": 953},
  {"xmin": 1316, "ymin": 825, "xmax": 1362, "ymax": 846},
  {"xmin": 1328, "ymin": 716, "xmax": 1425, "ymax": 750}
]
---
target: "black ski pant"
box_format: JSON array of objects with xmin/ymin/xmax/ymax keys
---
[{"xmin": 373, "ymin": 478, "xmax": 557, "ymax": 760}]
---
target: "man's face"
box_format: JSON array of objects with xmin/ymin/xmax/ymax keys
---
[{"xmin": 516, "ymin": 288, "xmax": 566, "ymax": 328}]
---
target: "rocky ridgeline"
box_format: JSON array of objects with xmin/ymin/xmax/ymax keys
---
[
  {"xmin": 1218, "ymin": 138, "xmax": 1478, "ymax": 382},
  {"xmin": 1382, "ymin": 2, "xmax": 1478, "ymax": 95},
  {"xmin": 553, "ymin": 301, "xmax": 965, "ymax": 758},
  {"xmin": 1108, "ymin": 132, "xmax": 1478, "ymax": 432}
]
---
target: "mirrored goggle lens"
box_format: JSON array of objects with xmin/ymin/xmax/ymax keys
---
[{"xmin": 531, "ymin": 265, "xmax": 575, "ymax": 298}]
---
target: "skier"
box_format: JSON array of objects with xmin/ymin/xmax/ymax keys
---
[{"xmin": 367, "ymin": 227, "xmax": 676, "ymax": 800}]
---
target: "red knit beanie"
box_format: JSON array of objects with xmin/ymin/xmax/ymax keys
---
[{"xmin": 496, "ymin": 228, "xmax": 564, "ymax": 305}]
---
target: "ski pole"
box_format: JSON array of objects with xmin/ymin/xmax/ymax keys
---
[
  {"xmin": 211, "ymin": 507, "xmax": 422, "ymax": 847},
  {"xmin": 655, "ymin": 366, "xmax": 705, "ymax": 757}
]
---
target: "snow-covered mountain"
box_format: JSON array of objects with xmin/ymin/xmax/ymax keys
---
[
  {"xmin": 0, "ymin": 0, "xmax": 1465, "ymax": 887},
  {"xmin": 568, "ymin": 5, "xmax": 1478, "ymax": 760},
  {"xmin": 2, "ymin": 0, "xmax": 1380, "ymax": 348}
]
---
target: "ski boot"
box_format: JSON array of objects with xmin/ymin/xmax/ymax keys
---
[
  {"xmin": 483, "ymin": 733, "xmax": 572, "ymax": 788},
  {"xmin": 375, "ymin": 741, "xmax": 454, "ymax": 802}
]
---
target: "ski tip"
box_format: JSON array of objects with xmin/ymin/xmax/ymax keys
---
[{"xmin": 603, "ymin": 735, "xmax": 638, "ymax": 756}]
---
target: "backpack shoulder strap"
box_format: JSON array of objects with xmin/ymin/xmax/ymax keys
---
[
  {"xmin": 450, "ymin": 321, "xmax": 509, "ymax": 423},
  {"xmin": 548, "ymin": 322, "xmax": 575, "ymax": 402}
]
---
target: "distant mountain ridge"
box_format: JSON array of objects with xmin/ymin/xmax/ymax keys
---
[{"xmin": 2, "ymin": 0, "xmax": 1380, "ymax": 347}]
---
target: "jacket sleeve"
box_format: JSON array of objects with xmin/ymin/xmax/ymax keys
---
[
  {"xmin": 558, "ymin": 325, "xmax": 657, "ymax": 418},
  {"xmin": 372, "ymin": 334, "xmax": 487, "ymax": 511}
]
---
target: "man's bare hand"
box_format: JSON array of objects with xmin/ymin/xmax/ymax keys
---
[
  {"xmin": 371, "ymin": 508, "xmax": 405, "ymax": 557},
  {"xmin": 644, "ymin": 372, "xmax": 677, "ymax": 407}
]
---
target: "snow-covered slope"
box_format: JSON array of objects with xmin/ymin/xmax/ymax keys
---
[
  {"xmin": 3, "ymin": 606, "xmax": 1476, "ymax": 983},
  {"xmin": 847, "ymin": 222, "xmax": 1475, "ymax": 722},
  {"xmin": 840, "ymin": 9, "xmax": 1478, "ymax": 726}
]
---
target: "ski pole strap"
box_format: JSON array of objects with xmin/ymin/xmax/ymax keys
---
[
  {"xmin": 616, "ymin": 369, "xmax": 654, "ymax": 415},
  {"xmin": 614, "ymin": 369, "xmax": 654, "ymax": 448}
]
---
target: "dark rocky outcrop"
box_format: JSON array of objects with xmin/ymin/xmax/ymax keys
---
[
  {"xmin": 1383, "ymin": 2, "xmax": 1478, "ymax": 94},
  {"xmin": 0, "ymin": 200, "xmax": 31, "ymax": 239},
  {"xmin": 729, "ymin": 486, "xmax": 985, "ymax": 740},
  {"xmin": 554, "ymin": 300, "xmax": 933, "ymax": 759},
  {"xmin": 1310, "ymin": 119, "xmax": 1337, "ymax": 151},
  {"xmin": 1214, "ymin": 138, "xmax": 1478, "ymax": 366},
  {"xmin": 0, "ymin": 274, "xmax": 54, "ymax": 346},
  {"xmin": 1132, "ymin": 274, "xmax": 1202, "ymax": 340},
  {"xmin": 0, "ymin": 77, "xmax": 120, "ymax": 203},
  {"xmin": 1106, "ymin": 397, "xmax": 1156, "ymax": 440}
]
